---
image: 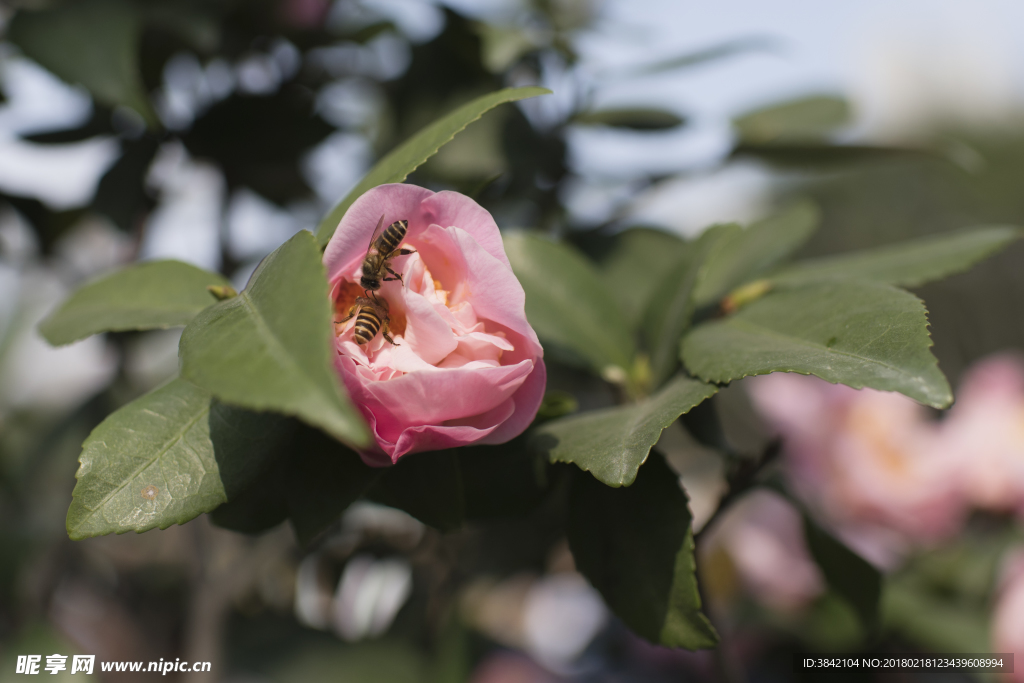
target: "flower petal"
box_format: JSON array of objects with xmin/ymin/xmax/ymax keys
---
[
  {"xmin": 477, "ymin": 357, "xmax": 546, "ymax": 445},
  {"xmin": 324, "ymin": 183, "xmax": 434, "ymax": 283},
  {"xmin": 398, "ymin": 287, "xmax": 457, "ymax": 366}
]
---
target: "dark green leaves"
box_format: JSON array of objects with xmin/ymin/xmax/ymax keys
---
[
  {"xmin": 315, "ymin": 87, "xmax": 551, "ymax": 247},
  {"xmin": 682, "ymin": 282, "xmax": 952, "ymax": 408},
  {"xmin": 600, "ymin": 228, "xmax": 688, "ymax": 330},
  {"xmin": 283, "ymin": 428, "xmax": 381, "ymax": 544},
  {"xmin": 572, "ymin": 108, "xmax": 685, "ymax": 131},
  {"xmin": 533, "ymin": 375, "xmax": 717, "ymax": 487},
  {"xmin": 179, "ymin": 231, "xmax": 369, "ymax": 446},
  {"xmin": 8, "ymin": 0, "xmax": 154, "ymax": 122},
  {"xmin": 506, "ymin": 232, "xmax": 635, "ymax": 375},
  {"xmin": 568, "ymin": 454, "xmax": 717, "ymax": 649},
  {"xmin": 39, "ymin": 260, "xmax": 229, "ymax": 345},
  {"xmin": 771, "ymin": 225, "xmax": 1021, "ymax": 289},
  {"xmin": 694, "ymin": 200, "xmax": 820, "ymax": 306},
  {"xmin": 67, "ymin": 379, "xmax": 288, "ymax": 539},
  {"xmin": 643, "ymin": 225, "xmax": 735, "ymax": 387},
  {"xmin": 209, "ymin": 422, "xmax": 380, "ymax": 543},
  {"xmin": 369, "ymin": 437, "xmax": 549, "ymax": 531},
  {"xmin": 803, "ymin": 516, "xmax": 882, "ymax": 630}
]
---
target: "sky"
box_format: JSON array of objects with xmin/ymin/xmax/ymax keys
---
[
  {"xmin": 4, "ymin": 0, "xmax": 1024, "ymax": 242},
  {"xmin": 4, "ymin": 0, "xmax": 1024, "ymax": 410}
]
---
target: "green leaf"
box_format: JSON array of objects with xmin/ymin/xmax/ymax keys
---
[
  {"xmin": 803, "ymin": 516, "xmax": 881, "ymax": 630},
  {"xmin": 682, "ymin": 281, "xmax": 952, "ymax": 408},
  {"xmin": 694, "ymin": 201, "xmax": 820, "ymax": 306},
  {"xmin": 179, "ymin": 230, "xmax": 369, "ymax": 446},
  {"xmin": 475, "ymin": 23, "xmax": 541, "ymax": 73},
  {"xmin": 459, "ymin": 437, "xmax": 549, "ymax": 520},
  {"xmin": 208, "ymin": 460, "xmax": 290, "ymax": 535},
  {"xmin": 567, "ymin": 453, "xmax": 718, "ymax": 649},
  {"xmin": 314, "ymin": 86, "xmax": 551, "ymax": 247},
  {"xmin": 616, "ymin": 36, "xmax": 777, "ymax": 78},
  {"xmin": 533, "ymin": 375, "xmax": 717, "ymax": 487},
  {"xmin": 599, "ymin": 227, "xmax": 688, "ymax": 330},
  {"xmin": 67, "ymin": 379, "xmax": 288, "ymax": 539},
  {"xmin": 731, "ymin": 142, "xmax": 921, "ymax": 168},
  {"xmin": 370, "ymin": 450, "xmax": 465, "ymax": 532},
  {"xmin": 285, "ymin": 427, "xmax": 382, "ymax": 545},
  {"xmin": 38, "ymin": 260, "xmax": 229, "ymax": 346},
  {"xmin": 734, "ymin": 95, "xmax": 851, "ymax": 145},
  {"xmin": 572, "ymin": 108, "xmax": 686, "ymax": 131},
  {"xmin": 505, "ymin": 232, "xmax": 635, "ymax": 375},
  {"xmin": 8, "ymin": 0, "xmax": 155, "ymax": 123},
  {"xmin": 210, "ymin": 421, "xmax": 381, "ymax": 541},
  {"xmin": 770, "ymin": 225, "xmax": 1021, "ymax": 289},
  {"xmin": 643, "ymin": 225, "xmax": 736, "ymax": 387},
  {"xmin": 369, "ymin": 436, "xmax": 548, "ymax": 531}
]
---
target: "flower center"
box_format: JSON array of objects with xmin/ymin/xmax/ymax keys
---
[{"xmin": 334, "ymin": 280, "xmax": 407, "ymax": 338}]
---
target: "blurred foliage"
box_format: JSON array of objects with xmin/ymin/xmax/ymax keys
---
[{"xmin": 2, "ymin": 0, "xmax": 1024, "ymax": 680}]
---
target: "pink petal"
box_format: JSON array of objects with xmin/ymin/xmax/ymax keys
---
[
  {"xmin": 398, "ymin": 287, "xmax": 457, "ymax": 365},
  {"xmin": 477, "ymin": 357, "xmax": 546, "ymax": 446},
  {"xmin": 324, "ymin": 183, "xmax": 434, "ymax": 283},
  {"xmin": 323, "ymin": 184, "xmax": 510, "ymax": 284},
  {"xmin": 347, "ymin": 359, "xmax": 534, "ymax": 440}
]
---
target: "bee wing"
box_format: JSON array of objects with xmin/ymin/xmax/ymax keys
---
[{"xmin": 366, "ymin": 214, "xmax": 386, "ymax": 254}]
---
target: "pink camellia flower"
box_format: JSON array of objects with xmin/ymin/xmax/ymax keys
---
[
  {"xmin": 701, "ymin": 490, "xmax": 825, "ymax": 613},
  {"xmin": 747, "ymin": 373, "xmax": 967, "ymax": 567},
  {"xmin": 938, "ymin": 354, "xmax": 1024, "ymax": 516},
  {"xmin": 323, "ymin": 184, "xmax": 546, "ymax": 465}
]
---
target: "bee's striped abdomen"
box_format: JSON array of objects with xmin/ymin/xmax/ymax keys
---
[
  {"xmin": 353, "ymin": 307, "xmax": 382, "ymax": 345},
  {"xmin": 379, "ymin": 220, "xmax": 408, "ymax": 254}
]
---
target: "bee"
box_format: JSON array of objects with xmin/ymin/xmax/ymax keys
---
[
  {"xmin": 360, "ymin": 215, "xmax": 415, "ymax": 295},
  {"xmin": 337, "ymin": 296, "xmax": 397, "ymax": 346}
]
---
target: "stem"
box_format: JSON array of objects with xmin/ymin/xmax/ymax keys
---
[{"xmin": 695, "ymin": 440, "xmax": 781, "ymax": 543}]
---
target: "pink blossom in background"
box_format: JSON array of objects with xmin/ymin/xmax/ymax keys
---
[
  {"xmin": 279, "ymin": 0, "xmax": 329, "ymax": 28},
  {"xmin": 993, "ymin": 549, "xmax": 1024, "ymax": 683},
  {"xmin": 938, "ymin": 354, "xmax": 1024, "ymax": 516},
  {"xmin": 747, "ymin": 373, "xmax": 967, "ymax": 567},
  {"xmin": 324, "ymin": 184, "xmax": 546, "ymax": 465},
  {"xmin": 702, "ymin": 490, "xmax": 825, "ymax": 612}
]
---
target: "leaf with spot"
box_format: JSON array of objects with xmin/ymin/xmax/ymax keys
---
[
  {"xmin": 532, "ymin": 375, "xmax": 717, "ymax": 487},
  {"xmin": 505, "ymin": 232, "xmax": 635, "ymax": 375},
  {"xmin": 770, "ymin": 225, "xmax": 1021, "ymax": 289},
  {"xmin": 179, "ymin": 230, "xmax": 369, "ymax": 446},
  {"xmin": 568, "ymin": 453, "xmax": 718, "ymax": 649},
  {"xmin": 39, "ymin": 260, "xmax": 229, "ymax": 346},
  {"xmin": 315, "ymin": 87, "xmax": 550, "ymax": 247},
  {"xmin": 67, "ymin": 379, "xmax": 289, "ymax": 539},
  {"xmin": 682, "ymin": 281, "xmax": 952, "ymax": 408}
]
